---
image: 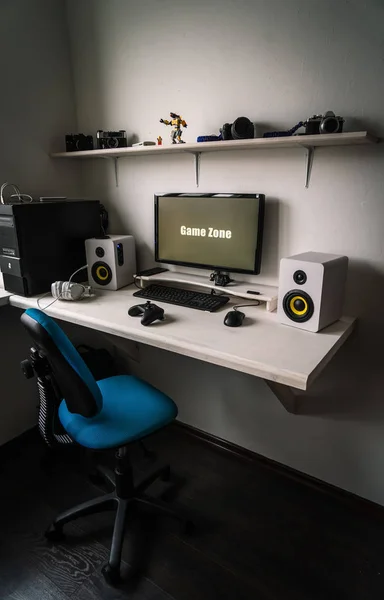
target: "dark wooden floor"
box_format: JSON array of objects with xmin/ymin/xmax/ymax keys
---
[{"xmin": 1, "ymin": 425, "xmax": 384, "ymax": 600}]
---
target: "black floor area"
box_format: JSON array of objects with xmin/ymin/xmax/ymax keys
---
[{"xmin": 1, "ymin": 425, "xmax": 384, "ymax": 600}]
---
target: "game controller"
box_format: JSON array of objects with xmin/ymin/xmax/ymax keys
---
[{"xmin": 128, "ymin": 301, "xmax": 165, "ymax": 326}]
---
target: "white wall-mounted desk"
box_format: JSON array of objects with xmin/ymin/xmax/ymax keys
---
[
  {"xmin": 0, "ymin": 289, "xmax": 11, "ymax": 307},
  {"xmin": 8, "ymin": 286, "xmax": 355, "ymax": 413}
]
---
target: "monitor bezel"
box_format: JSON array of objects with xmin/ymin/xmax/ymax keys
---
[{"xmin": 154, "ymin": 193, "xmax": 265, "ymax": 275}]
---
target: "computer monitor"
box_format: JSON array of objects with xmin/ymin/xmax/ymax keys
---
[{"xmin": 155, "ymin": 193, "xmax": 265, "ymax": 275}]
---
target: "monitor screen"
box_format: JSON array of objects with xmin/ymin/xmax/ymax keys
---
[{"xmin": 155, "ymin": 193, "xmax": 265, "ymax": 274}]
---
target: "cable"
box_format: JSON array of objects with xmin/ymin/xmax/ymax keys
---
[
  {"xmin": 232, "ymin": 301, "xmax": 260, "ymax": 311},
  {"xmin": 37, "ymin": 292, "xmax": 58, "ymax": 311},
  {"xmin": 11, "ymin": 193, "xmax": 33, "ymax": 202},
  {"xmin": 1, "ymin": 182, "xmax": 21, "ymax": 204},
  {"xmin": 68, "ymin": 264, "xmax": 88, "ymax": 285},
  {"xmin": 37, "ymin": 264, "xmax": 88, "ymax": 311},
  {"xmin": 0, "ymin": 182, "xmax": 33, "ymax": 204}
]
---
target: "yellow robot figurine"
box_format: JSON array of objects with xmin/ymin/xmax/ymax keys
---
[{"xmin": 160, "ymin": 112, "xmax": 188, "ymax": 144}]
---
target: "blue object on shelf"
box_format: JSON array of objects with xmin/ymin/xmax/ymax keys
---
[
  {"xmin": 197, "ymin": 135, "xmax": 222, "ymax": 142},
  {"xmin": 263, "ymin": 121, "xmax": 304, "ymax": 138}
]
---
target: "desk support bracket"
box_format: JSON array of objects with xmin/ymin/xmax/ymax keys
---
[
  {"xmin": 266, "ymin": 381, "xmax": 301, "ymax": 414},
  {"xmin": 303, "ymin": 146, "xmax": 314, "ymax": 188}
]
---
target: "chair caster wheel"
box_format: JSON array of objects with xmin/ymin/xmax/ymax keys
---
[
  {"xmin": 161, "ymin": 465, "xmax": 171, "ymax": 482},
  {"xmin": 45, "ymin": 525, "xmax": 65, "ymax": 542},
  {"xmin": 183, "ymin": 520, "xmax": 194, "ymax": 535},
  {"xmin": 101, "ymin": 563, "xmax": 121, "ymax": 586}
]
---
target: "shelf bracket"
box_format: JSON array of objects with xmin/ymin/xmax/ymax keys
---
[
  {"xmin": 185, "ymin": 151, "xmax": 201, "ymax": 187},
  {"xmin": 192, "ymin": 152, "xmax": 201, "ymax": 187},
  {"xmin": 114, "ymin": 157, "xmax": 119, "ymax": 187},
  {"xmin": 303, "ymin": 146, "xmax": 314, "ymax": 188},
  {"xmin": 100, "ymin": 156, "xmax": 120, "ymax": 187}
]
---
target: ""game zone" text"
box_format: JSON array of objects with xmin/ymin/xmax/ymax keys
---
[{"xmin": 180, "ymin": 226, "xmax": 232, "ymax": 239}]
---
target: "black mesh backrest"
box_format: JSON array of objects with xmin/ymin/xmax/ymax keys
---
[{"xmin": 21, "ymin": 311, "xmax": 102, "ymax": 418}]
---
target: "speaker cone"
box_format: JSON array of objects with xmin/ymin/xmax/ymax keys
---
[
  {"xmin": 91, "ymin": 261, "xmax": 112, "ymax": 286},
  {"xmin": 293, "ymin": 270, "xmax": 307, "ymax": 285},
  {"xmin": 283, "ymin": 289, "xmax": 314, "ymax": 322}
]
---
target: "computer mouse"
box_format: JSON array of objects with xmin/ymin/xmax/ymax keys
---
[{"xmin": 224, "ymin": 310, "xmax": 245, "ymax": 327}]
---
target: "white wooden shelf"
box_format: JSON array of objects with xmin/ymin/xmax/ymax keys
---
[
  {"xmin": 51, "ymin": 131, "xmax": 379, "ymax": 188},
  {"xmin": 51, "ymin": 132, "xmax": 378, "ymax": 159}
]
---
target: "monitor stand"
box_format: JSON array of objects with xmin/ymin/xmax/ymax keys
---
[
  {"xmin": 209, "ymin": 270, "xmax": 233, "ymax": 287},
  {"xmin": 135, "ymin": 270, "xmax": 278, "ymax": 312}
]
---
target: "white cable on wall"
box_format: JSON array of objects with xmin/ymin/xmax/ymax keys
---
[{"xmin": 0, "ymin": 182, "xmax": 33, "ymax": 204}]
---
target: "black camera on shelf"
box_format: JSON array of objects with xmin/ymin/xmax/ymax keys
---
[
  {"xmin": 65, "ymin": 134, "xmax": 94, "ymax": 152},
  {"xmin": 304, "ymin": 111, "xmax": 344, "ymax": 135},
  {"xmin": 220, "ymin": 116, "xmax": 254, "ymax": 140},
  {"xmin": 96, "ymin": 130, "xmax": 127, "ymax": 149}
]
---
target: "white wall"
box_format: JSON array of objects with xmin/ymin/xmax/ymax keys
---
[
  {"xmin": 66, "ymin": 0, "xmax": 384, "ymax": 504},
  {"xmin": 0, "ymin": 0, "xmax": 81, "ymax": 444}
]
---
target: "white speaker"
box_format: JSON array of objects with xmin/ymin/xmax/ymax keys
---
[
  {"xmin": 277, "ymin": 252, "xmax": 348, "ymax": 332},
  {"xmin": 85, "ymin": 235, "xmax": 136, "ymax": 291}
]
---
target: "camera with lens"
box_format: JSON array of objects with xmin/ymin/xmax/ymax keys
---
[
  {"xmin": 65, "ymin": 133, "xmax": 94, "ymax": 152},
  {"xmin": 220, "ymin": 116, "xmax": 255, "ymax": 140},
  {"xmin": 96, "ymin": 130, "xmax": 127, "ymax": 149},
  {"xmin": 304, "ymin": 111, "xmax": 344, "ymax": 135}
]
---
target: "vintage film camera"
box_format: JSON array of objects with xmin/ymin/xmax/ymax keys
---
[
  {"xmin": 220, "ymin": 116, "xmax": 255, "ymax": 140},
  {"xmin": 65, "ymin": 133, "xmax": 94, "ymax": 152},
  {"xmin": 96, "ymin": 130, "xmax": 127, "ymax": 149},
  {"xmin": 304, "ymin": 111, "xmax": 344, "ymax": 135}
]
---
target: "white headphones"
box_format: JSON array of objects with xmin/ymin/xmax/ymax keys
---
[{"xmin": 51, "ymin": 281, "xmax": 93, "ymax": 301}]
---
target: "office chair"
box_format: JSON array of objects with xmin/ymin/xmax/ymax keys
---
[{"xmin": 21, "ymin": 308, "xmax": 190, "ymax": 585}]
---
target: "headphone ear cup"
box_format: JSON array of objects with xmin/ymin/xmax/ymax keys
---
[
  {"xmin": 51, "ymin": 281, "xmax": 81, "ymax": 301},
  {"xmin": 69, "ymin": 283, "xmax": 85, "ymax": 301},
  {"xmin": 61, "ymin": 281, "xmax": 71, "ymax": 300},
  {"xmin": 51, "ymin": 281, "xmax": 63, "ymax": 299}
]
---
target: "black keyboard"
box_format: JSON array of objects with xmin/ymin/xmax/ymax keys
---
[{"xmin": 133, "ymin": 284, "xmax": 229, "ymax": 312}]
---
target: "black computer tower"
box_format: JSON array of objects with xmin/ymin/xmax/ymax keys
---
[{"xmin": 0, "ymin": 200, "xmax": 102, "ymax": 296}]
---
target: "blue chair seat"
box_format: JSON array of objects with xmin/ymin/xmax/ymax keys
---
[{"xmin": 59, "ymin": 374, "xmax": 178, "ymax": 450}]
